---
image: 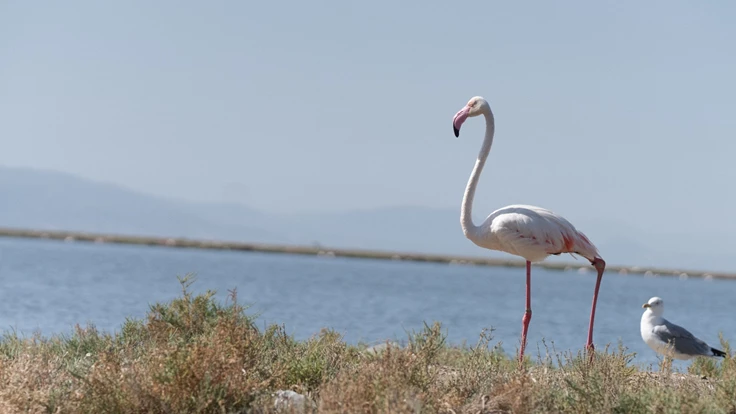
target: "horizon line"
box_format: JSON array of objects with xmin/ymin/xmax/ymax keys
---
[{"xmin": 0, "ymin": 226, "xmax": 732, "ymax": 281}]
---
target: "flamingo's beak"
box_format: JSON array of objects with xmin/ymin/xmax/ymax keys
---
[
  {"xmin": 452, "ymin": 105, "xmax": 470, "ymax": 138},
  {"xmin": 642, "ymin": 303, "xmax": 650, "ymax": 309}
]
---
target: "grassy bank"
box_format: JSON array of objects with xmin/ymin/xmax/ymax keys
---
[
  {"xmin": 1, "ymin": 276, "xmax": 734, "ymax": 413},
  {"xmin": 1, "ymin": 226, "xmax": 734, "ymax": 281}
]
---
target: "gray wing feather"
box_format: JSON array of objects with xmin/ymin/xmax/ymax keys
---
[{"xmin": 652, "ymin": 319, "xmax": 712, "ymax": 356}]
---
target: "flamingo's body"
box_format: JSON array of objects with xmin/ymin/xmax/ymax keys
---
[
  {"xmin": 452, "ymin": 96, "xmax": 606, "ymax": 362},
  {"xmin": 464, "ymin": 204, "xmax": 600, "ymax": 263}
]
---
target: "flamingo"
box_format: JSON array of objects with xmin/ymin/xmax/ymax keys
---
[{"xmin": 452, "ymin": 96, "xmax": 606, "ymax": 362}]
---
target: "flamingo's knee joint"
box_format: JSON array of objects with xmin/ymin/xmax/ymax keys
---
[{"xmin": 522, "ymin": 309, "xmax": 532, "ymax": 324}]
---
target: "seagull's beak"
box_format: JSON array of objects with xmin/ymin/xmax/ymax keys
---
[{"xmin": 642, "ymin": 303, "xmax": 650, "ymax": 309}]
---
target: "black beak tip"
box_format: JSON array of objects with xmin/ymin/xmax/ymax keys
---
[{"xmin": 453, "ymin": 126, "xmax": 460, "ymax": 137}]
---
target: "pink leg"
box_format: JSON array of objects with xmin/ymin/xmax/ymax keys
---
[
  {"xmin": 519, "ymin": 260, "xmax": 533, "ymax": 363},
  {"xmin": 586, "ymin": 258, "xmax": 606, "ymax": 354}
]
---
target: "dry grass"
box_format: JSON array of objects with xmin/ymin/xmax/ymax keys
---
[{"xmin": 0, "ymin": 275, "xmax": 734, "ymax": 413}]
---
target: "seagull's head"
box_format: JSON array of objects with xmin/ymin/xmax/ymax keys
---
[
  {"xmin": 642, "ymin": 296, "xmax": 664, "ymax": 316},
  {"xmin": 452, "ymin": 96, "xmax": 491, "ymax": 137}
]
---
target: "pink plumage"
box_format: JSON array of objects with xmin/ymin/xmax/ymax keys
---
[{"xmin": 472, "ymin": 204, "xmax": 600, "ymax": 263}]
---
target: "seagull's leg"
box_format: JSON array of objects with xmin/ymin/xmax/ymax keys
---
[
  {"xmin": 519, "ymin": 260, "xmax": 533, "ymax": 365},
  {"xmin": 586, "ymin": 258, "xmax": 606, "ymax": 356}
]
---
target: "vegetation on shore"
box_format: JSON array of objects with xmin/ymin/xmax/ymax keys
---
[{"xmin": 0, "ymin": 276, "xmax": 733, "ymax": 413}]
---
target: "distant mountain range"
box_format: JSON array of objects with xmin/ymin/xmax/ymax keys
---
[{"xmin": 0, "ymin": 165, "xmax": 730, "ymax": 272}]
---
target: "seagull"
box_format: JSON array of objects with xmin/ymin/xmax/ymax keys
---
[{"xmin": 640, "ymin": 296, "xmax": 727, "ymax": 360}]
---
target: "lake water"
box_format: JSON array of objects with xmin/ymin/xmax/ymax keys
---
[{"xmin": 0, "ymin": 236, "xmax": 733, "ymax": 368}]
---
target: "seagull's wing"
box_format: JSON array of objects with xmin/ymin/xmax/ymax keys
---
[{"xmin": 652, "ymin": 319, "xmax": 713, "ymax": 356}]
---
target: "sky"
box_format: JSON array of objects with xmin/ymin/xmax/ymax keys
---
[{"xmin": 1, "ymin": 1, "xmax": 736, "ymax": 245}]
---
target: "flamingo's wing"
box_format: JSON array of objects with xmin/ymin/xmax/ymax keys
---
[
  {"xmin": 490, "ymin": 212, "xmax": 566, "ymax": 259},
  {"xmin": 487, "ymin": 205, "xmax": 599, "ymax": 262}
]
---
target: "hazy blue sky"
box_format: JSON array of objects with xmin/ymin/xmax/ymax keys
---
[{"xmin": 2, "ymin": 1, "xmax": 735, "ymax": 239}]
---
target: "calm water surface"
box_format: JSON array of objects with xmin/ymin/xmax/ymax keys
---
[{"xmin": 0, "ymin": 237, "xmax": 734, "ymax": 367}]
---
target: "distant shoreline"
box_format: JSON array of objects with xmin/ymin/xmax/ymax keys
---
[{"xmin": 0, "ymin": 226, "xmax": 732, "ymax": 281}]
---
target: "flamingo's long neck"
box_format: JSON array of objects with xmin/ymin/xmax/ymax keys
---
[{"xmin": 461, "ymin": 110, "xmax": 495, "ymax": 238}]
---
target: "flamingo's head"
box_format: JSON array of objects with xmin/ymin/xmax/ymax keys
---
[
  {"xmin": 453, "ymin": 96, "xmax": 490, "ymax": 137},
  {"xmin": 642, "ymin": 296, "xmax": 664, "ymax": 316}
]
